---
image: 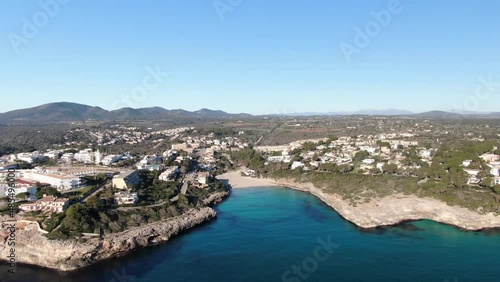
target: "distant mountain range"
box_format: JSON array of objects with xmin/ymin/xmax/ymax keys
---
[
  {"xmin": 283, "ymin": 109, "xmax": 414, "ymax": 116},
  {"xmin": 0, "ymin": 102, "xmax": 252, "ymax": 124},
  {"xmin": 0, "ymin": 103, "xmax": 498, "ymax": 124},
  {"xmin": 277, "ymin": 109, "xmax": 500, "ymax": 118}
]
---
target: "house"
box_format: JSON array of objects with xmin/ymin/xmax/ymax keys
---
[
  {"xmin": 362, "ymin": 159, "xmax": 376, "ymax": 165},
  {"xmin": 291, "ymin": 162, "xmax": 305, "ymax": 170},
  {"xmin": 376, "ymin": 163, "xmax": 385, "ymax": 171},
  {"xmin": 462, "ymin": 160, "xmax": 473, "ymax": 167},
  {"xmin": 171, "ymin": 143, "xmax": 190, "ymax": 151},
  {"xmin": 419, "ymin": 149, "xmax": 434, "ymax": 159},
  {"xmin": 74, "ymin": 149, "xmax": 95, "ymax": 164},
  {"xmin": 18, "ymin": 195, "xmax": 70, "ymax": 213},
  {"xmin": 196, "ymin": 172, "xmax": 210, "ymax": 185},
  {"xmin": 113, "ymin": 191, "xmax": 139, "ymax": 205},
  {"xmin": 490, "ymin": 167, "xmax": 500, "ymax": 177},
  {"xmin": 159, "ymin": 166, "xmax": 179, "ymax": 181},
  {"xmin": 268, "ymin": 156, "xmax": 285, "ymax": 162},
  {"xmin": 492, "ymin": 177, "xmax": 500, "ymax": 186},
  {"xmin": 112, "ymin": 171, "xmax": 141, "ymax": 190},
  {"xmin": 480, "ymin": 154, "xmax": 500, "ymax": 163},
  {"xmin": 21, "ymin": 170, "xmax": 84, "ymax": 191},
  {"xmin": 464, "ymin": 169, "xmax": 481, "ymax": 185},
  {"xmin": 102, "ymin": 155, "xmax": 123, "ymax": 166}
]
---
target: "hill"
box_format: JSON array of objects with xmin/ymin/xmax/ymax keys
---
[{"xmin": 0, "ymin": 102, "xmax": 252, "ymax": 124}]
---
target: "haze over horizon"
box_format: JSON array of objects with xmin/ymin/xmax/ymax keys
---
[{"xmin": 1, "ymin": 0, "xmax": 499, "ymax": 115}]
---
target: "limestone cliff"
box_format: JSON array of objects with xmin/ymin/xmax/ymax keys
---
[
  {"xmin": 0, "ymin": 207, "xmax": 216, "ymax": 271},
  {"xmin": 268, "ymin": 178, "xmax": 500, "ymax": 231}
]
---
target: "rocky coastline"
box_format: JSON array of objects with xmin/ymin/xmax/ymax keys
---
[
  {"xmin": 0, "ymin": 190, "xmax": 230, "ymax": 272},
  {"xmin": 217, "ymin": 170, "xmax": 500, "ymax": 231},
  {"xmin": 267, "ymin": 178, "xmax": 500, "ymax": 231}
]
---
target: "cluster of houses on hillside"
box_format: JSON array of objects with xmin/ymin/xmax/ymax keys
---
[
  {"xmin": 463, "ymin": 153, "xmax": 500, "ymax": 185},
  {"xmin": 256, "ymin": 134, "xmax": 424, "ymax": 173},
  {"xmin": 18, "ymin": 195, "xmax": 70, "ymax": 214},
  {"xmin": 254, "ymin": 134, "xmax": 500, "ymax": 187}
]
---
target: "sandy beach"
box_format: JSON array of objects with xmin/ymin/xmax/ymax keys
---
[{"xmin": 217, "ymin": 169, "xmax": 277, "ymax": 189}]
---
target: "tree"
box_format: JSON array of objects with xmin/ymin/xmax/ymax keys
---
[
  {"xmin": 383, "ymin": 164, "xmax": 398, "ymax": 174},
  {"xmin": 492, "ymin": 185, "xmax": 500, "ymax": 194},
  {"xmin": 353, "ymin": 151, "xmax": 370, "ymax": 162},
  {"xmin": 15, "ymin": 193, "xmax": 29, "ymax": 201},
  {"xmin": 36, "ymin": 187, "xmax": 61, "ymax": 199},
  {"xmin": 338, "ymin": 164, "xmax": 353, "ymax": 174},
  {"xmin": 376, "ymin": 140, "xmax": 390, "ymax": 148},
  {"xmin": 86, "ymin": 195, "xmax": 100, "ymax": 209}
]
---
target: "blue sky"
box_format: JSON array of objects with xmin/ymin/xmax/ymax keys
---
[{"xmin": 1, "ymin": 0, "xmax": 499, "ymax": 114}]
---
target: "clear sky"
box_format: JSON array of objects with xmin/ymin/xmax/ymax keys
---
[{"xmin": 1, "ymin": 0, "xmax": 499, "ymax": 114}]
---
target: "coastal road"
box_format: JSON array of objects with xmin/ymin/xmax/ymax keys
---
[
  {"xmin": 180, "ymin": 172, "xmax": 195, "ymax": 195},
  {"xmin": 81, "ymin": 180, "xmax": 110, "ymax": 203},
  {"xmin": 170, "ymin": 172, "xmax": 195, "ymax": 202}
]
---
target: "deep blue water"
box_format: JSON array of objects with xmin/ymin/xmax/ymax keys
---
[{"xmin": 2, "ymin": 187, "xmax": 500, "ymax": 282}]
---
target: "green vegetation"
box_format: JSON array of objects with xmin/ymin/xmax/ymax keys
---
[
  {"xmin": 62, "ymin": 186, "xmax": 95, "ymax": 201},
  {"xmin": 268, "ymin": 169, "xmax": 500, "ymax": 214},
  {"xmin": 36, "ymin": 187, "xmax": 61, "ymax": 199},
  {"xmin": 232, "ymin": 140, "xmax": 500, "ymax": 215},
  {"xmin": 46, "ymin": 169, "xmax": 228, "ymax": 240}
]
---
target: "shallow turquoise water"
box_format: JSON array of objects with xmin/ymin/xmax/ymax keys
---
[{"xmin": 3, "ymin": 187, "xmax": 500, "ymax": 282}]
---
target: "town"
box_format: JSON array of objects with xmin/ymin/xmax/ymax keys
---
[{"xmin": 1, "ymin": 116, "xmax": 500, "ymax": 238}]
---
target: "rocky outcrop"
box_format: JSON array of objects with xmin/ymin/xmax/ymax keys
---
[
  {"xmin": 267, "ymin": 178, "xmax": 500, "ymax": 231},
  {"xmin": 0, "ymin": 207, "xmax": 216, "ymax": 271},
  {"xmin": 201, "ymin": 190, "xmax": 230, "ymax": 206}
]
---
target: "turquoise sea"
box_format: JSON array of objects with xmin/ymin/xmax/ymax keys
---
[{"xmin": 2, "ymin": 187, "xmax": 500, "ymax": 282}]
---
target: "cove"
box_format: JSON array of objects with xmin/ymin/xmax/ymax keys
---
[{"xmin": 2, "ymin": 187, "xmax": 500, "ymax": 282}]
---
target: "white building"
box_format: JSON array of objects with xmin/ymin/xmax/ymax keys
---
[
  {"xmin": 492, "ymin": 177, "xmax": 500, "ymax": 186},
  {"xmin": 1, "ymin": 185, "xmax": 37, "ymax": 201},
  {"xmin": 113, "ymin": 191, "xmax": 139, "ymax": 205},
  {"xmin": 196, "ymin": 172, "xmax": 210, "ymax": 185},
  {"xmin": 102, "ymin": 155, "xmax": 123, "ymax": 166},
  {"xmin": 21, "ymin": 171, "xmax": 84, "ymax": 191},
  {"xmin": 74, "ymin": 149, "xmax": 96, "ymax": 164},
  {"xmin": 267, "ymin": 156, "xmax": 285, "ymax": 162},
  {"xmin": 362, "ymin": 159, "xmax": 376, "ymax": 165},
  {"xmin": 159, "ymin": 166, "xmax": 179, "ymax": 181},
  {"xmin": 490, "ymin": 167, "xmax": 500, "ymax": 177},
  {"xmin": 112, "ymin": 171, "xmax": 141, "ymax": 190},
  {"xmin": 291, "ymin": 162, "xmax": 305, "ymax": 170}
]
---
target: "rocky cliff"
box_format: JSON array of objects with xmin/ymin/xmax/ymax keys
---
[
  {"xmin": 202, "ymin": 191, "xmax": 230, "ymax": 206},
  {"xmin": 268, "ymin": 178, "xmax": 500, "ymax": 231},
  {"xmin": 0, "ymin": 207, "xmax": 216, "ymax": 271}
]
